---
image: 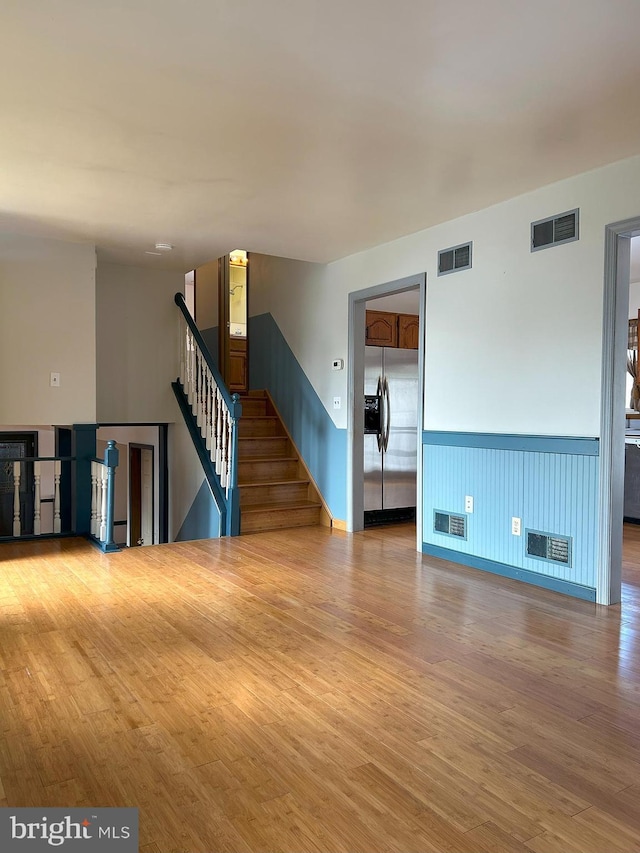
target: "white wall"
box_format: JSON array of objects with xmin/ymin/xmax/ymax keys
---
[
  {"xmin": 252, "ymin": 154, "xmax": 640, "ymax": 437},
  {"xmin": 0, "ymin": 233, "xmax": 97, "ymax": 424},
  {"xmin": 249, "ymin": 252, "xmax": 341, "ymax": 404},
  {"xmin": 96, "ymin": 263, "xmax": 182, "ymax": 422}
]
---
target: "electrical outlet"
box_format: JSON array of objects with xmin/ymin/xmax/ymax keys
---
[
  {"xmin": 465, "ymin": 495, "xmax": 473, "ymax": 513},
  {"xmin": 50, "ymin": 372, "xmax": 61, "ymax": 388},
  {"xmin": 333, "ymin": 396, "xmax": 341, "ymax": 409},
  {"xmin": 512, "ymin": 517, "xmax": 521, "ymax": 536}
]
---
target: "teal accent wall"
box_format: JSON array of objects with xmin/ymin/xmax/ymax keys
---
[
  {"xmin": 175, "ymin": 479, "xmax": 221, "ymax": 541},
  {"xmin": 422, "ymin": 438, "xmax": 599, "ymax": 594},
  {"xmin": 249, "ymin": 313, "xmax": 347, "ymax": 519}
]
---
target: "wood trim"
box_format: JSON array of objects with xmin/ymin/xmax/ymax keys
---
[{"xmin": 331, "ymin": 518, "xmax": 348, "ymax": 531}]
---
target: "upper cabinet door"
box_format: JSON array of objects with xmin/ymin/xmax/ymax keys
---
[
  {"xmin": 398, "ymin": 314, "xmax": 419, "ymax": 350},
  {"xmin": 366, "ymin": 310, "xmax": 398, "ymax": 347}
]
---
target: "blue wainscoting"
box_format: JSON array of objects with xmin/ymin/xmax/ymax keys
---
[
  {"xmin": 249, "ymin": 313, "xmax": 347, "ymax": 520},
  {"xmin": 175, "ymin": 479, "xmax": 221, "ymax": 541},
  {"xmin": 422, "ymin": 432, "xmax": 599, "ymax": 600}
]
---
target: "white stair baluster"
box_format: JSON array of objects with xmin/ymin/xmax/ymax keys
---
[
  {"xmin": 179, "ymin": 315, "xmax": 186, "ymax": 383},
  {"xmin": 205, "ymin": 368, "xmax": 212, "ymax": 451},
  {"xmin": 220, "ymin": 409, "xmax": 228, "ymax": 488},
  {"xmin": 13, "ymin": 461, "xmax": 21, "ymax": 536},
  {"xmin": 187, "ymin": 330, "xmax": 194, "ymax": 406},
  {"xmin": 226, "ymin": 414, "xmax": 233, "ymax": 497},
  {"xmin": 53, "ymin": 460, "xmax": 61, "ymax": 533},
  {"xmin": 199, "ymin": 356, "xmax": 206, "ymax": 435},
  {"xmin": 99, "ymin": 465, "xmax": 107, "ymax": 542},
  {"xmin": 90, "ymin": 461, "xmax": 98, "ymax": 536},
  {"xmin": 33, "ymin": 461, "xmax": 41, "ymax": 535},
  {"xmin": 215, "ymin": 390, "xmax": 223, "ymax": 473}
]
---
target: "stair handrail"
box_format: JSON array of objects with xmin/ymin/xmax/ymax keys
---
[
  {"xmin": 174, "ymin": 292, "xmax": 241, "ymax": 536},
  {"xmin": 174, "ymin": 292, "xmax": 239, "ymax": 414}
]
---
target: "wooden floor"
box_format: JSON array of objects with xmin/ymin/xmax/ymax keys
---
[{"xmin": 1, "ymin": 526, "xmax": 640, "ymax": 853}]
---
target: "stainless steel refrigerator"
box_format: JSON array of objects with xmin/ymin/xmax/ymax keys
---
[{"xmin": 364, "ymin": 346, "xmax": 419, "ymax": 524}]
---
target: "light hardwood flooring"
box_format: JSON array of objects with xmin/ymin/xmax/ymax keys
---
[{"xmin": 1, "ymin": 525, "xmax": 640, "ymax": 852}]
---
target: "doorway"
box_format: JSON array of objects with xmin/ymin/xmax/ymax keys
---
[
  {"xmin": 347, "ymin": 273, "xmax": 426, "ymax": 548},
  {"xmin": 129, "ymin": 443, "xmax": 154, "ymax": 547},
  {"xmin": 601, "ymin": 216, "xmax": 640, "ymax": 604}
]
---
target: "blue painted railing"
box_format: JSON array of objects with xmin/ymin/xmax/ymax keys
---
[{"xmin": 173, "ymin": 292, "xmax": 242, "ymax": 536}]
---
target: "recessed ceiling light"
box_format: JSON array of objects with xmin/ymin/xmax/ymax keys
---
[{"xmin": 155, "ymin": 242, "xmax": 173, "ymax": 252}]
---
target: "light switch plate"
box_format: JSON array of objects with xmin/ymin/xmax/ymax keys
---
[
  {"xmin": 50, "ymin": 372, "xmax": 61, "ymax": 387},
  {"xmin": 333, "ymin": 397, "xmax": 341, "ymax": 409}
]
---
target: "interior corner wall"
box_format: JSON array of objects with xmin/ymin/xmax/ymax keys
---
[
  {"xmin": 96, "ymin": 263, "xmax": 183, "ymax": 423},
  {"xmin": 0, "ymin": 233, "xmax": 97, "ymax": 424},
  {"xmin": 168, "ymin": 417, "xmax": 220, "ymax": 541},
  {"xmin": 195, "ymin": 259, "xmax": 218, "ymax": 331}
]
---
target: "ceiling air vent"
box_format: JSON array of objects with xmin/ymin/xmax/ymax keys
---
[
  {"xmin": 438, "ymin": 242, "xmax": 472, "ymax": 276},
  {"xmin": 526, "ymin": 530, "xmax": 571, "ymax": 566},
  {"xmin": 531, "ymin": 209, "xmax": 579, "ymax": 251},
  {"xmin": 434, "ymin": 510, "xmax": 467, "ymax": 539}
]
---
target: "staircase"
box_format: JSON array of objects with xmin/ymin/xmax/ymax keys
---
[{"xmin": 238, "ymin": 391, "xmax": 327, "ymax": 533}]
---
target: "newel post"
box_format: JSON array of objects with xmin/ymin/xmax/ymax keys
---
[
  {"xmin": 103, "ymin": 440, "xmax": 120, "ymax": 553},
  {"xmin": 227, "ymin": 393, "xmax": 242, "ymax": 536},
  {"xmin": 72, "ymin": 424, "xmax": 97, "ymax": 534}
]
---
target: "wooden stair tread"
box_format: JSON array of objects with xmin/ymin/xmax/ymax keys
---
[
  {"xmin": 240, "ymin": 479, "xmax": 309, "ymax": 489},
  {"xmin": 239, "ymin": 455, "xmax": 298, "ymax": 462},
  {"xmin": 239, "ymin": 436, "xmax": 287, "ymax": 442},
  {"xmin": 242, "ymin": 499, "xmax": 322, "ymax": 514}
]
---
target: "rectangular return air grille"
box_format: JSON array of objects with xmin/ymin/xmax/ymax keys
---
[
  {"xmin": 526, "ymin": 530, "xmax": 571, "ymax": 566},
  {"xmin": 438, "ymin": 241, "xmax": 472, "ymax": 276},
  {"xmin": 531, "ymin": 209, "xmax": 579, "ymax": 251},
  {"xmin": 434, "ymin": 510, "xmax": 467, "ymax": 539}
]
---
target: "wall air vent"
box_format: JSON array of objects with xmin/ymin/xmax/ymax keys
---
[
  {"xmin": 434, "ymin": 510, "xmax": 467, "ymax": 539},
  {"xmin": 438, "ymin": 242, "xmax": 472, "ymax": 276},
  {"xmin": 531, "ymin": 209, "xmax": 579, "ymax": 251},
  {"xmin": 526, "ymin": 530, "xmax": 572, "ymax": 566}
]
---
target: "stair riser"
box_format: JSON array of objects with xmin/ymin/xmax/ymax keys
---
[
  {"xmin": 238, "ymin": 459, "xmax": 299, "ymax": 483},
  {"xmin": 241, "ymin": 506, "xmax": 321, "ymax": 533},
  {"xmin": 238, "ymin": 418, "xmax": 283, "ymax": 437},
  {"xmin": 240, "ymin": 482, "xmax": 309, "ymax": 506},
  {"xmin": 239, "ymin": 400, "xmax": 269, "ymax": 416},
  {"xmin": 239, "ymin": 438, "xmax": 290, "ymax": 458}
]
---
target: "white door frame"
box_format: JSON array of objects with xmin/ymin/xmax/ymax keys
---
[
  {"xmin": 347, "ymin": 272, "xmax": 426, "ymax": 549},
  {"xmin": 599, "ymin": 217, "xmax": 639, "ymax": 604}
]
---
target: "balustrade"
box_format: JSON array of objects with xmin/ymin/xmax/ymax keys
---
[
  {"xmin": 2, "ymin": 457, "xmax": 69, "ymax": 539},
  {"xmin": 174, "ymin": 293, "xmax": 241, "ymax": 535}
]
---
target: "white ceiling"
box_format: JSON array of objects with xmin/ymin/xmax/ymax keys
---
[{"xmin": 2, "ymin": 0, "xmax": 640, "ymax": 271}]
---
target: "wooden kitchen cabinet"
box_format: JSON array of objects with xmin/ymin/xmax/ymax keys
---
[
  {"xmin": 365, "ymin": 310, "xmax": 398, "ymax": 347},
  {"xmin": 398, "ymin": 314, "xmax": 419, "ymax": 349},
  {"xmin": 366, "ymin": 310, "xmax": 419, "ymax": 349}
]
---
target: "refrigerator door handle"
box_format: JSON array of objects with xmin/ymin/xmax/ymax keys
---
[
  {"xmin": 376, "ymin": 376, "xmax": 384, "ymax": 452},
  {"xmin": 383, "ymin": 376, "xmax": 391, "ymax": 452}
]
